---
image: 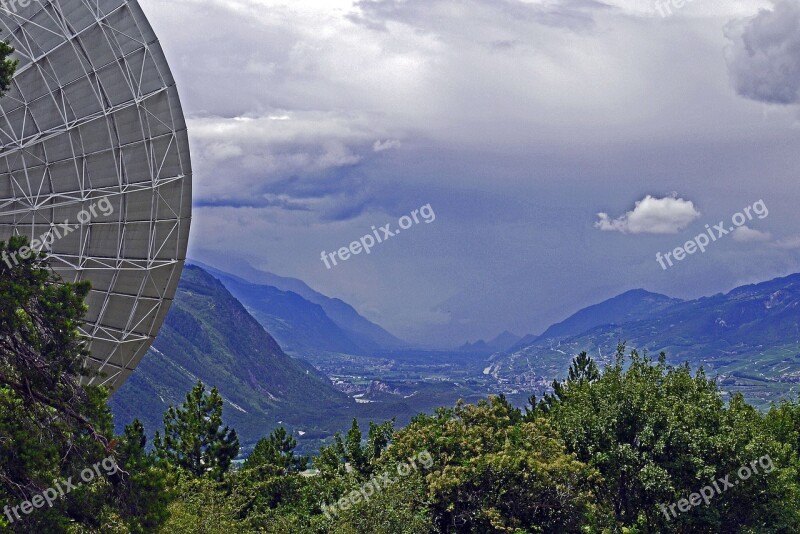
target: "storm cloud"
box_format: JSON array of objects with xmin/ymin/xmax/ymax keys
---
[{"xmin": 726, "ymin": 0, "xmax": 800, "ymax": 104}]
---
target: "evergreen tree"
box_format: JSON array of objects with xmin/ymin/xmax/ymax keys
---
[
  {"xmin": 244, "ymin": 427, "xmax": 308, "ymax": 474},
  {"xmin": 0, "ymin": 238, "xmax": 169, "ymax": 532},
  {"xmin": 154, "ymin": 381, "xmax": 239, "ymax": 481},
  {"xmin": 567, "ymin": 350, "xmax": 600, "ymax": 383},
  {"xmin": 0, "ymin": 237, "xmax": 111, "ymax": 498},
  {"xmin": 315, "ymin": 419, "xmax": 394, "ymax": 479},
  {"xmin": 0, "ymin": 34, "xmax": 17, "ymax": 94},
  {"xmin": 110, "ymin": 420, "xmax": 171, "ymax": 531}
]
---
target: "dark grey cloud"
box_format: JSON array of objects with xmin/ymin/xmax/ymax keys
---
[
  {"xmin": 726, "ymin": 0, "xmax": 800, "ymax": 104},
  {"xmin": 186, "ymin": 112, "xmax": 394, "ymax": 218}
]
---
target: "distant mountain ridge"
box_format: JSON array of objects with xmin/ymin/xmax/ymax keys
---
[
  {"xmin": 194, "ymin": 269, "xmax": 366, "ymax": 355},
  {"xmin": 494, "ymin": 273, "xmax": 800, "ymax": 406},
  {"xmin": 536, "ymin": 289, "xmax": 682, "ymax": 341},
  {"xmin": 492, "ymin": 290, "xmax": 678, "ymax": 356},
  {"xmin": 190, "ymin": 260, "xmax": 406, "ymax": 353},
  {"xmin": 458, "ymin": 331, "xmax": 521, "ymax": 354}
]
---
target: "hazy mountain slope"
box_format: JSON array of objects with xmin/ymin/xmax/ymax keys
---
[
  {"xmin": 537, "ymin": 289, "xmax": 682, "ymax": 341},
  {"xmin": 458, "ymin": 331, "xmax": 521, "ymax": 353},
  {"xmin": 109, "ymin": 265, "xmax": 358, "ymax": 449},
  {"xmin": 198, "ymin": 269, "xmax": 365, "ymax": 355},
  {"xmin": 508, "ymin": 333, "xmax": 540, "ymax": 352},
  {"xmin": 191, "ymin": 261, "xmax": 406, "ymax": 350}
]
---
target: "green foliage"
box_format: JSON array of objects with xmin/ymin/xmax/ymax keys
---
[
  {"xmin": 326, "ymin": 473, "xmax": 434, "ymax": 534},
  {"xmin": 244, "ymin": 427, "xmax": 308, "ymax": 474},
  {"xmin": 0, "ymin": 236, "xmax": 104, "ymax": 516},
  {"xmin": 385, "ymin": 396, "xmax": 599, "ymax": 533},
  {"xmin": 0, "ymin": 238, "xmax": 169, "ymax": 532},
  {"xmin": 0, "ymin": 37, "xmax": 17, "ymax": 96},
  {"xmin": 158, "ymin": 476, "xmax": 248, "ymax": 533},
  {"xmin": 154, "ymin": 381, "xmax": 239, "ymax": 481},
  {"xmin": 546, "ymin": 344, "xmax": 800, "ymax": 532},
  {"xmin": 315, "ymin": 418, "xmax": 394, "ymax": 480},
  {"xmin": 567, "ymin": 350, "xmax": 600, "ymax": 383},
  {"xmin": 251, "ymin": 349, "xmax": 798, "ymax": 533},
  {"xmin": 110, "ymin": 420, "xmax": 171, "ymax": 532},
  {"xmin": 0, "ymin": 236, "xmax": 94, "ymax": 425},
  {"xmin": 766, "ymin": 398, "xmax": 800, "ymax": 459},
  {"xmin": 228, "ymin": 427, "xmax": 313, "ymax": 529}
]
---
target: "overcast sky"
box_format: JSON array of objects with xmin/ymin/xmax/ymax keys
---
[{"xmin": 141, "ymin": 0, "xmax": 800, "ymax": 346}]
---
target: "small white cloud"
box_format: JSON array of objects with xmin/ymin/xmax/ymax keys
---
[
  {"xmin": 373, "ymin": 139, "xmax": 401, "ymax": 152},
  {"xmin": 732, "ymin": 225, "xmax": 772, "ymax": 243},
  {"xmin": 773, "ymin": 236, "xmax": 800, "ymax": 249},
  {"xmin": 595, "ymin": 194, "xmax": 701, "ymax": 234}
]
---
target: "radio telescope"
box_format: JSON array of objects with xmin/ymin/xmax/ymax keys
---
[{"xmin": 0, "ymin": 0, "xmax": 192, "ymax": 390}]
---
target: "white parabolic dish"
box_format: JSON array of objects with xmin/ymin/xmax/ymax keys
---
[{"xmin": 0, "ymin": 0, "xmax": 192, "ymax": 390}]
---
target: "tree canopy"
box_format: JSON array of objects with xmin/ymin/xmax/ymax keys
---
[{"xmin": 154, "ymin": 380, "xmax": 239, "ymax": 481}]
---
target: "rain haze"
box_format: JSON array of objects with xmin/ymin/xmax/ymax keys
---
[{"xmin": 141, "ymin": 0, "xmax": 800, "ymax": 346}]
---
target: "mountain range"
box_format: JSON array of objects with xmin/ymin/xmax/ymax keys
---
[
  {"xmin": 458, "ymin": 331, "xmax": 523, "ymax": 354},
  {"xmin": 110, "ymin": 264, "xmax": 800, "ymax": 455},
  {"xmin": 491, "ymin": 275, "xmax": 800, "ymax": 407}
]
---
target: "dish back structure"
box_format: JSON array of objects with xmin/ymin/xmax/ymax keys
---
[{"xmin": 0, "ymin": 0, "xmax": 192, "ymax": 389}]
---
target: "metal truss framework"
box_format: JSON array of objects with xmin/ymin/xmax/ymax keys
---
[{"xmin": 0, "ymin": 0, "xmax": 192, "ymax": 389}]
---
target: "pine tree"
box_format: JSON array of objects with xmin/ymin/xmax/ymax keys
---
[
  {"xmin": 315, "ymin": 419, "xmax": 394, "ymax": 479},
  {"xmin": 568, "ymin": 351, "xmax": 600, "ymax": 383},
  {"xmin": 0, "ymin": 33, "xmax": 17, "ymax": 94},
  {"xmin": 0, "ymin": 237, "xmax": 112, "ymax": 499},
  {"xmin": 244, "ymin": 427, "xmax": 308, "ymax": 474},
  {"xmin": 112, "ymin": 419, "xmax": 171, "ymax": 530},
  {"xmin": 344, "ymin": 419, "xmax": 366, "ymax": 474},
  {"xmin": 154, "ymin": 381, "xmax": 239, "ymax": 480}
]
